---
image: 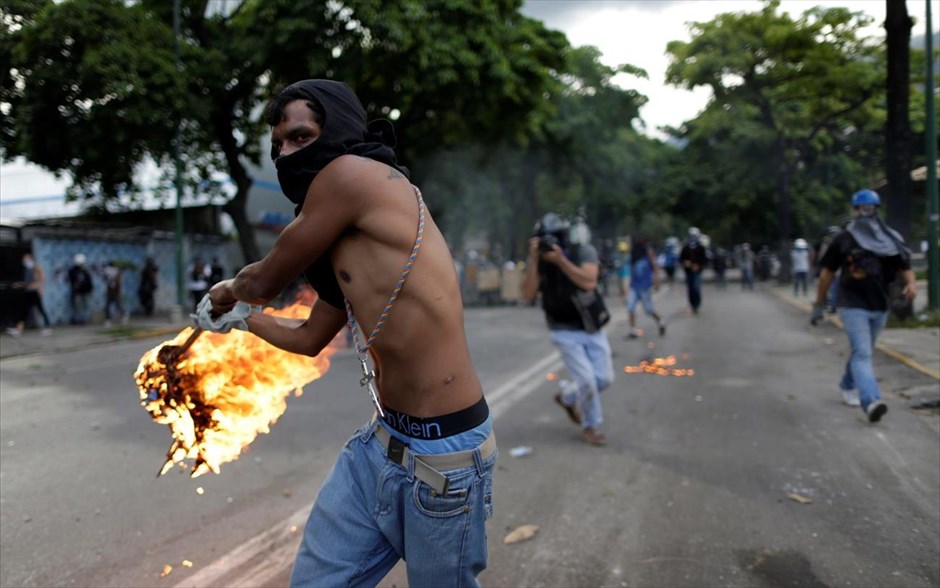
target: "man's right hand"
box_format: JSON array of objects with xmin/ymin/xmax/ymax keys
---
[
  {"xmin": 209, "ymin": 279, "xmax": 238, "ymax": 315},
  {"xmin": 810, "ymin": 303, "xmax": 826, "ymax": 326}
]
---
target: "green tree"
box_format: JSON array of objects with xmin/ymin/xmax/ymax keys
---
[
  {"xmin": 884, "ymin": 0, "xmax": 914, "ymax": 239},
  {"xmin": 665, "ymin": 0, "xmax": 883, "ymax": 271},
  {"xmin": 418, "ymin": 44, "xmax": 662, "ymax": 260},
  {"xmin": 5, "ymin": 0, "xmax": 567, "ymax": 262}
]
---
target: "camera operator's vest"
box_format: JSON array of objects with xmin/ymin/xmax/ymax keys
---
[{"xmin": 539, "ymin": 245, "xmax": 587, "ymax": 330}]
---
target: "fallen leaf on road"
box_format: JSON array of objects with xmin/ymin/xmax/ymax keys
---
[
  {"xmin": 182, "ymin": 560, "xmax": 193, "ymax": 568},
  {"xmin": 787, "ymin": 493, "xmax": 813, "ymax": 504},
  {"xmin": 160, "ymin": 564, "xmax": 173, "ymax": 577},
  {"xmin": 503, "ymin": 524, "xmax": 539, "ymax": 544}
]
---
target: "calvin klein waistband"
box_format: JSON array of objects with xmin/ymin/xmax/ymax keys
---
[{"xmin": 381, "ymin": 396, "xmax": 489, "ymax": 440}]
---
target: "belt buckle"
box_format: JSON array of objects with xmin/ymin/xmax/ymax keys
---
[{"xmin": 387, "ymin": 436, "xmax": 407, "ymax": 465}]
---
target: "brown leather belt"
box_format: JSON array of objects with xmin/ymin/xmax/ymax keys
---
[{"xmin": 373, "ymin": 423, "xmax": 497, "ymax": 495}]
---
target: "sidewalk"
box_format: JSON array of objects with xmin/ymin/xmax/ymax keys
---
[
  {"xmin": 770, "ymin": 279, "xmax": 940, "ymax": 382},
  {"xmin": 0, "ymin": 316, "xmax": 191, "ymax": 360}
]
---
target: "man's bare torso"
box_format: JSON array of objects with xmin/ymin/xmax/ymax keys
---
[{"xmin": 324, "ymin": 156, "xmax": 482, "ymax": 417}]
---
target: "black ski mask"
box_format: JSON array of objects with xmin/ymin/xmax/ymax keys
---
[{"xmin": 270, "ymin": 79, "xmax": 409, "ymax": 211}]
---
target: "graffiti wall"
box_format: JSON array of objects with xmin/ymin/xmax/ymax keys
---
[{"xmin": 28, "ymin": 235, "xmax": 229, "ymax": 326}]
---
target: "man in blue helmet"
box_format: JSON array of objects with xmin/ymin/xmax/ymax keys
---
[
  {"xmin": 202, "ymin": 80, "xmax": 494, "ymax": 587},
  {"xmin": 522, "ymin": 213, "xmax": 614, "ymax": 446},
  {"xmin": 811, "ymin": 189, "xmax": 916, "ymax": 421}
]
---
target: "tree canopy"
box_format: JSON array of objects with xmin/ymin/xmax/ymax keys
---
[
  {"xmin": 664, "ymin": 0, "xmax": 886, "ymax": 255},
  {"xmin": 4, "ymin": 0, "xmax": 570, "ymax": 262},
  {"xmin": 3, "ymin": 0, "xmax": 931, "ymax": 265}
]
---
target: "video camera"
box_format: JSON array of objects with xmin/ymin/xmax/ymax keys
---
[
  {"xmin": 537, "ymin": 233, "xmax": 560, "ymax": 252},
  {"xmin": 534, "ymin": 212, "xmax": 569, "ymax": 253}
]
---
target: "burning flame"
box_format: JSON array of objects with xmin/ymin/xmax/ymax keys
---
[
  {"xmin": 134, "ymin": 290, "xmax": 335, "ymax": 478},
  {"xmin": 623, "ymin": 355, "xmax": 695, "ymax": 377}
]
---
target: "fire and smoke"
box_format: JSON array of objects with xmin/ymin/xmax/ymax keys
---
[
  {"xmin": 134, "ymin": 291, "xmax": 334, "ymax": 478},
  {"xmin": 623, "ymin": 355, "xmax": 695, "ymax": 377}
]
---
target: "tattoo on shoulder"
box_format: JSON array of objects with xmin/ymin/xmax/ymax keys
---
[{"xmin": 387, "ymin": 168, "xmax": 405, "ymax": 180}]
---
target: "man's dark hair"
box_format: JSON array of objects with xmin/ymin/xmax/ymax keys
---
[{"xmin": 264, "ymin": 85, "xmax": 325, "ymax": 126}]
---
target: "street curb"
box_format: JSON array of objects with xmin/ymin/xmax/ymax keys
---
[
  {"xmin": 0, "ymin": 325, "xmax": 190, "ymax": 361},
  {"xmin": 770, "ymin": 289, "xmax": 940, "ymax": 381}
]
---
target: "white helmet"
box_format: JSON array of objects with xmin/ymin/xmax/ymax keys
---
[
  {"xmin": 794, "ymin": 238, "xmax": 808, "ymax": 249},
  {"xmin": 688, "ymin": 227, "xmax": 701, "ymax": 238},
  {"xmin": 74, "ymin": 253, "xmax": 87, "ymax": 265},
  {"xmin": 569, "ymin": 220, "xmax": 592, "ymax": 245}
]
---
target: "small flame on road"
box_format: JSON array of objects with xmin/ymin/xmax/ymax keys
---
[
  {"xmin": 623, "ymin": 355, "xmax": 695, "ymax": 377},
  {"xmin": 134, "ymin": 290, "xmax": 334, "ymax": 478}
]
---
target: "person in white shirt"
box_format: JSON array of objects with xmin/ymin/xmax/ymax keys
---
[{"xmin": 790, "ymin": 238, "xmax": 812, "ymax": 297}]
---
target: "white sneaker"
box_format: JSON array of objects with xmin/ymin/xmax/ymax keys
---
[
  {"xmin": 40, "ymin": 328, "xmax": 53, "ymax": 337},
  {"xmin": 5, "ymin": 327, "xmax": 21, "ymax": 338},
  {"xmin": 842, "ymin": 389, "xmax": 861, "ymax": 407}
]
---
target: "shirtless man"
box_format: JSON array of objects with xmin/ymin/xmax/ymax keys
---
[{"xmin": 206, "ymin": 80, "xmax": 494, "ymax": 587}]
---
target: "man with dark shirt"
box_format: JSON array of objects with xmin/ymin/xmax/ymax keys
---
[
  {"xmin": 522, "ymin": 213, "xmax": 614, "ymax": 446},
  {"xmin": 812, "ymin": 190, "xmax": 916, "ymax": 422},
  {"xmin": 679, "ymin": 227, "xmax": 708, "ymax": 314}
]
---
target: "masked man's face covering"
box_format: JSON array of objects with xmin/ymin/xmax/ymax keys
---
[{"xmin": 269, "ymin": 79, "xmax": 410, "ymax": 211}]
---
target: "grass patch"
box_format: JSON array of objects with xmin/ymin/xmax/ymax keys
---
[
  {"xmin": 886, "ymin": 308, "xmax": 940, "ymax": 329},
  {"xmin": 98, "ymin": 326, "xmax": 145, "ymax": 338}
]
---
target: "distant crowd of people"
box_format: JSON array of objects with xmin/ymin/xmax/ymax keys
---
[{"xmin": 4, "ymin": 253, "xmax": 228, "ymax": 336}]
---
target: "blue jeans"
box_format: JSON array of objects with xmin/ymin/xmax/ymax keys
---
[
  {"xmin": 741, "ymin": 268, "xmax": 754, "ymax": 290},
  {"xmin": 549, "ymin": 329, "xmax": 614, "ymax": 429},
  {"xmin": 793, "ymin": 271, "xmax": 809, "ymax": 296},
  {"xmin": 838, "ymin": 308, "xmax": 888, "ymax": 410},
  {"xmin": 627, "ymin": 287, "xmax": 656, "ymax": 316},
  {"xmin": 685, "ymin": 268, "xmax": 702, "ymax": 310},
  {"xmin": 827, "ymin": 279, "xmax": 839, "ymax": 308},
  {"xmin": 290, "ymin": 419, "xmax": 496, "ymax": 587}
]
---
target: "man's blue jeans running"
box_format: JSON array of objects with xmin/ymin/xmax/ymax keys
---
[
  {"xmin": 549, "ymin": 328, "xmax": 614, "ymax": 430},
  {"xmin": 838, "ymin": 307, "xmax": 888, "ymax": 411},
  {"xmin": 289, "ymin": 418, "xmax": 496, "ymax": 587}
]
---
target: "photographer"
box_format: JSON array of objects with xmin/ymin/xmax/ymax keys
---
[{"xmin": 522, "ymin": 213, "xmax": 614, "ymax": 446}]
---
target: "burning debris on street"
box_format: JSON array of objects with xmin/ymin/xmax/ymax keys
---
[
  {"xmin": 133, "ymin": 292, "xmax": 334, "ymax": 478},
  {"xmin": 623, "ymin": 354, "xmax": 695, "ymax": 377}
]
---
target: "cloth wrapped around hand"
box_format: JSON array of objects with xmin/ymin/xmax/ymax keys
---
[{"xmin": 191, "ymin": 294, "xmax": 260, "ymax": 333}]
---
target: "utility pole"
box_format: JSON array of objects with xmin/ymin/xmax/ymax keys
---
[
  {"xmin": 173, "ymin": 0, "xmax": 185, "ymax": 309},
  {"xmin": 926, "ymin": 0, "xmax": 939, "ymax": 310}
]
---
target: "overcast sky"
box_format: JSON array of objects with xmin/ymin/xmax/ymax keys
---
[
  {"xmin": 2, "ymin": 1, "xmax": 935, "ymax": 220},
  {"xmin": 520, "ymin": 0, "xmax": 935, "ymax": 138}
]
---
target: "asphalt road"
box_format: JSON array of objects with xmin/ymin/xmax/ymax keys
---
[{"xmin": 1, "ymin": 283, "xmax": 938, "ymax": 588}]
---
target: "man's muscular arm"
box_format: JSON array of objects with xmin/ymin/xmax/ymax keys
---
[
  {"xmin": 522, "ymin": 237, "xmax": 541, "ymax": 302},
  {"xmin": 246, "ymin": 299, "xmax": 347, "ymax": 356},
  {"xmin": 542, "ymin": 245, "xmax": 598, "ymax": 291},
  {"xmin": 210, "ymin": 158, "xmax": 362, "ymax": 313}
]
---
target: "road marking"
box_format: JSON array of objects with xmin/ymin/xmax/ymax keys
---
[
  {"xmin": 174, "ymin": 350, "xmax": 564, "ymax": 587},
  {"xmin": 174, "ymin": 505, "xmax": 310, "ymax": 588},
  {"xmin": 487, "ymin": 351, "xmax": 562, "ymax": 418}
]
